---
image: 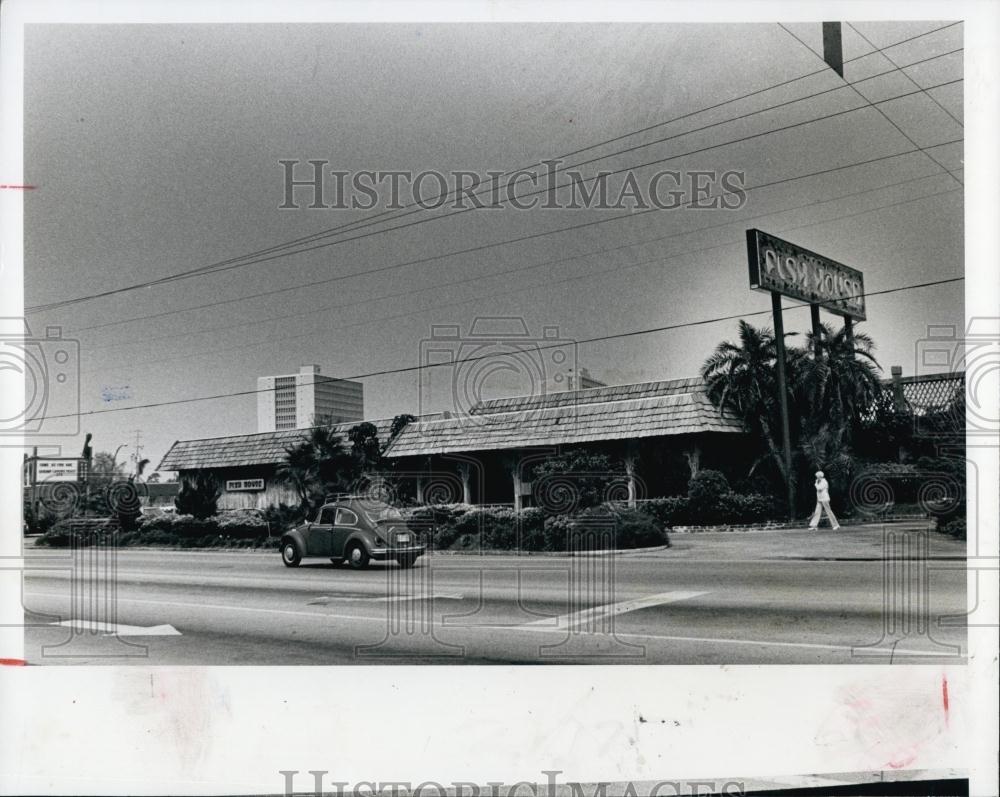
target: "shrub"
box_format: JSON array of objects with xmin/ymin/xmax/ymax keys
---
[
  {"xmin": 455, "ymin": 507, "xmax": 518, "ymax": 550},
  {"xmin": 518, "ymin": 507, "xmax": 547, "ymax": 551},
  {"xmin": 716, "ymin": 492, "xmax": 777, "ymax": 524},
  {"xmin": 36, "ymin": 517, "xmax": 118, "ymax": 547},
  {"xmin": 264, "ymin": 502, "xmax": 306, "ymax": 533},
  {"xmin": 637, "ymin": 497, "xmax": 691, "ymax": 527},
  {"xmin": 23, "ymin": 503, "xmax": 59, "ymax": 536},
  {"xmin": 404, "ymin": 503, "xmax": 474, "ymax": 548},
  {"xmin": 612, "ymin": 508, "xmax": 668, "ymax": 548},
  {"xmin": 687, "ymin": 470, "xmax": 730, "ymax": 519},
  {"xmin": 542, "ymin": 506, "xmax": 667, "ymax": 551}
]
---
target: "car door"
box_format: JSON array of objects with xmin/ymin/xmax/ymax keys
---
[
  {"xmin": 306, "ymin": 506, "xmax": 335, "ymax": 556},
  {"xmin": 331, "ymin": 507, "xmax": 360, "ymax": 557}
]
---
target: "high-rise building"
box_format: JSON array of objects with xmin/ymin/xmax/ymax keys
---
[{"xmin": 257, "ymin": 365, "xmax": 364, "ymax": 432}]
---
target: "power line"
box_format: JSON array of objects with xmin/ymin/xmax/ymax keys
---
[
  {"xmin": 43, "ymin": 74, "xmax": 962, "ymax": 313},
  {"xmin": 48, "ymin": 275, "xmax": 965, "ymax": 422},
  {"xmin": 80, "ymin": 170, "xmax": 957, "ymax": 354},
  {"xmin": 777, "ymin": 23, "xmax": 962, "ymax": 188},
  {"xmin": 56, "ymin": 75, "xmax": 964, "ymax": 338},
  {"xmin": 78, "ymin": 182, "xmax": 960, "ymax": 376},
  {"xmin": 73, "ymin": 141, "xmax": 962, "ymax": 368},
  {"xmin": 188, "ymin": 40, "xmax": 963, "ymax": 279},
  {"xmin": 844, "ymin": 21, "xmax": 963, "ymax": 128},
  {"xmin": 69, "ymin": 46, "xmax": 961, "ymax": 338},
  {"xmin": 29, "ymin": 30, "xmax": 964, "ymax": 315},
  {"xmin": 65, "ymin": 21, "xmax": 966, "ymax": 300}
]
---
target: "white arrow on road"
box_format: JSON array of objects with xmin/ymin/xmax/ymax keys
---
[{"xmin": 50, "ymin": 619, "xmax": 181, "ymax": 636}]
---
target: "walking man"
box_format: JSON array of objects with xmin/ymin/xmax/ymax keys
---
[{"xmin": 809, "ymin": 470, "xmax": 840, "ymax": 530}]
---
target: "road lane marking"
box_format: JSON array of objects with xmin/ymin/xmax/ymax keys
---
[
  {"xmin": 49, "ymin": 619, "xmax": 181, "ymax": 636},
  {"xmin": 307, "ymin": 593, "xmax": 463, "ymax": 605},
  {"xmin": 525, "ymin": 590, "xmax": 709, "ymax": 630},
  {"xmin": 25, "ymin": 591, "xmax": 964, "ymax": 658}
]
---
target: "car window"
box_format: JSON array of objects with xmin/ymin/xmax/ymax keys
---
[
  {"xmin": 318, "ymin": 507, "xmax": 336, "ymax": 525},
  {"xmin": 335, "ymin": 508, "xmax": 359, "ymax": 526},
  {"xmin": 361, "ymin": 504, "xmax": 404, "ymax": 524}
]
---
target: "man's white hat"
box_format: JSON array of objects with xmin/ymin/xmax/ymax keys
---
[{"xmin": 815, "ymin": 470, "xmax": 824, "ymax": 478}]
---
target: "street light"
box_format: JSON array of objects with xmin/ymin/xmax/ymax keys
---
[{"xmin": 111, "ymin": 444, "xmax": 128, "ymax": 474}]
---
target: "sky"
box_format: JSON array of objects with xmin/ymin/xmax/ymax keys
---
[{"xmin": 20, "ymin": 21, "xmax": 965, "ymax": 473}]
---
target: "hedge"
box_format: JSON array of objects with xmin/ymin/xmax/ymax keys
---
[
  {"xmin": 36, "ymin": 513, "xmax": 274, "ymax": 548},
  {"xmin": 634, "ymin": 492, "xmax": 777, "ymax": 527},
  {"xmin": 403, "ymin": 504, "xmax": 668, "ymax": 552}
]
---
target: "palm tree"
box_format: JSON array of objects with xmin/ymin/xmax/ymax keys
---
[
  {"xmin": 796, "ymin": 322, "xmax": 882, "ymax": 466},
  {"xmin": 701, "ymin": 320, "xmax": 801, "ymax": 491},
  {"xmin": 276, "ymin": 426, "xmax": 357, "ymax": 511},
  {"xmin": 276, "ymin": 443, "xmax": 318, "ymax": 511}
]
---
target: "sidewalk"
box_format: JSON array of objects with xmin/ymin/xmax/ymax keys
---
[{"xmin": 631, "ymin": 520, "xmax": 966, "ymax": 561}]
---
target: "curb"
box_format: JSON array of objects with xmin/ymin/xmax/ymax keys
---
[{"xmin": 667, "ymin": 514, "xmax": 932, "ymax": 533}]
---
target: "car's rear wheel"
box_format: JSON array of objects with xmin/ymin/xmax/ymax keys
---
[
  {"xmin": 346, "ymin": 542, "xmax": 370, "ymax": 570},
  {"xmin": 396, "ymin": 554, "xmax": 418, "ymax": 569},
  {"xmin": 281, "ymin": 540, "xmax": 302, "ymax": 567}
]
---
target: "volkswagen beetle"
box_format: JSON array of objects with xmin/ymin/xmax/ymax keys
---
[{"xmin": 280, "ymin": 497, "xmax": 424, "ymax": 570}]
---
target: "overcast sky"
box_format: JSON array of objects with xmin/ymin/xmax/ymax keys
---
[{"xmin": 22, "ymin": 21, "xmax": 964, "ymax": 471}]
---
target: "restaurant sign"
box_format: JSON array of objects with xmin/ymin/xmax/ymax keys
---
[
  {"xmin": 226, "ymin": 478, "xmax": 265, "ymax": 492},
  {"xmin": 746, "ymin": 229, "xmax": 866, "ymax": 320}
]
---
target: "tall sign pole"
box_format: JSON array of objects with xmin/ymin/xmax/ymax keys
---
[
  {"xmin": 770, "ymin": 292, "xmax": 795, "ymax": 517},
  {"xmin": 747, "ymin": 228, "xmax": 867, "ymax": 522},
  {"xmin": 810, "ymin": 303, "xmax": 823, "ymax": 358}
]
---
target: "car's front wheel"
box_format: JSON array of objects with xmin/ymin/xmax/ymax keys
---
[
  {"xmin": 396, "ymin": 554, "xmax": 419, "ymax": 569},
  {"xmin": 346, "ymin": 542, "xmax": 370, "ymax": 570},
  {"xmin": 281, "ymin": 539, "xmax": 302, "ymax": 568}
]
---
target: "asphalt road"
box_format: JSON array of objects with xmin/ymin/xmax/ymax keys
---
[{"xmin": 20, "ymin": 524, "xmax": 967, "ymax": 665}]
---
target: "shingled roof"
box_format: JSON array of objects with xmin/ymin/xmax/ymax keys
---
[
  {"xmin": 470, "ymin": 376, "xmax": 705, "ymax": 415},
  {"xmin": 158, "ymin": 418, "xmax": 397, "ymax": 471},
  {"xmin": 382, "ymin": 378, "xmax": 742, "ymax": 458}
]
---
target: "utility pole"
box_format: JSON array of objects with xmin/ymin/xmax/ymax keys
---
[{"xmin": 130, "ymin": 430, "xmax": 143, "ymax": 474}]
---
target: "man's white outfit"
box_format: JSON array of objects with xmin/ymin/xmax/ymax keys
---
[{"xmin": 809, "ymin": 476, "xmax": 840, "ymax": 530}]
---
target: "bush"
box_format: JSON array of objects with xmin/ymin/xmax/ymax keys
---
[
  {"xmin": 518, "ymin": 507, "xmax": 546, "ymax": 551},
  {"xmin": 264, "ymin": 503, "xmax": 306, "ymax": 533},
  {"xmin": 637, "ymin": 497, "xmax": 691, "ymax": 527},
  {"xmin": 687, "ymin": 470, "xmax": 730, "ymax": 521},
  {"xmin": 716, "ymin": 492, "xmax": 777, "ymax": 523},
  {"xmin": 637, "ymin": 491, "xmax": 778, "ymax": 527},
  {"xmin": 404, "ymin": 503, "xmax": 473, "ymax": 548},
  {"xmin": 542, "ymin": 506, "xmax": 667, "ymax": 551},
  {"xmin": 36, "ymin": 517, "xmax": 118, "ymax": 547},
  {"xmin": 612, "ymin": 508, "xmax": 668, "ymax": 548},
  {"xmin": 400, "ymin": 503, "xmax": 666, "ymax": 552}
]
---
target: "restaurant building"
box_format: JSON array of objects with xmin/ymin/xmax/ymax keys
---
[
  {"xmin": 160, "ymin": 376, "xmax": 744, "ymax": 510},
  {"xmin": 158, "ymin": 370, "xmax": 965, "ymax": 512}
]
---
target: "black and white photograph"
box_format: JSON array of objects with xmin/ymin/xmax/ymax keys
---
[{"xmin": 0, "ymin": 1, "xmax": 996, "ymax": 795}]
